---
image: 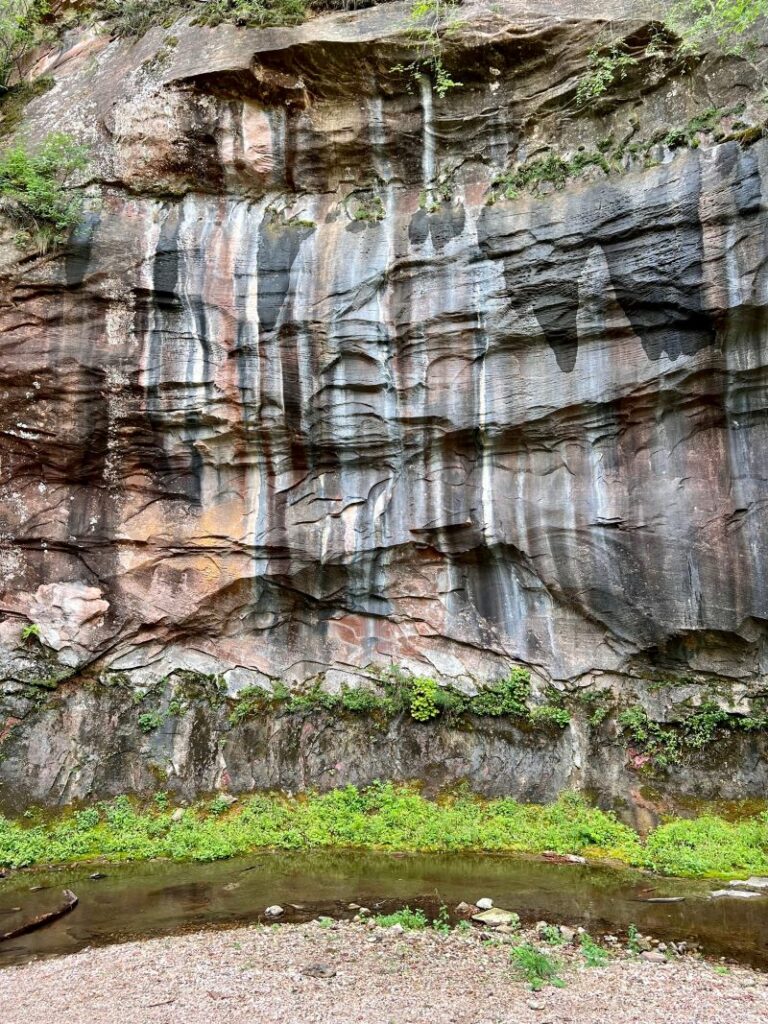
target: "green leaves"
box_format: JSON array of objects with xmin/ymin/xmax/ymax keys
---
[
  {"xmin": 0, "ymin": 131, "xmax": 88, "ymax": 250},
  {"xmin": 668, "ymin": 0, "xmax": 768, "ymax": 56}
]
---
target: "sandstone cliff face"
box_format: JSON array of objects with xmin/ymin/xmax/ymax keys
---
[{"xmin": 1, "ymin": 0, "xmax": 767, "ymax": 811}]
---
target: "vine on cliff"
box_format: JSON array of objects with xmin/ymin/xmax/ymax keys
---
[{"xmin": 393, "ymin": 0, "xmax": 462, "ymax": 98}]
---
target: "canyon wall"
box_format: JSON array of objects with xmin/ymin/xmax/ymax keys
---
[{"xmin": 1, "ymin": 0, "xmax": 767, "ymax": 814}]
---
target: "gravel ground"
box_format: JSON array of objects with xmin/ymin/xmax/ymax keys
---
[{"xmin": 1, "ymin": 920, "xmax": 766, "ymax": 1024}]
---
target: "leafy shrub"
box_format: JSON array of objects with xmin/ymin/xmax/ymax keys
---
[
  {"xmin": 580, "ymin": 932, "xmax": 610, "ymax": 967},
  {"xmin": 0, "ymin": 132, "xmax": 88, "ymax": 250},
  {"xmin": 137, "ymin": 710, "xmax": 165, "ymax": 733},
  {"xmin": 0, "ymin": 0, "xmax": 65, "ymax": 95},
  {"xmin": 668, "ymin": 0, "xmax": 768, "ymax": 55},
  {"xmin": 576, "ymin": 44, "xmax": 640, "ymax": 106},
  {"xmin": 374, "ymin": 906, "xmax": 429, "ymax": 929},
  {"xmin": 409, "ymin": 675, "xmax": 440, "ymax": 721},
  {"xmin": 468, "ymin": 669, "xmax": 530, "ymax": 717},
  {"xmin": 529, "ymin": 705, "xmax": 571, "ymax": 729},
  {"xmin": 510, "ymin": 943, "xmax": 565, "ymax": 990}
]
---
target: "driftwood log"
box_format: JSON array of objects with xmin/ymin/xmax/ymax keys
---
[{"xmin": 0, "ymin": 890, "xmax": 78, "ymax": 942}]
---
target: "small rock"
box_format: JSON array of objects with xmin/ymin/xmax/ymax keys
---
[
  {"xmin": 534, "ymin": 921, "xmax": 549, "ymax": 934},
  {"xmin": 604, "ymin": 934, "xmax": 618, "ymax": 945},
  {"xmin": 347, "ymin": 903, "xmax": 360, "ymax": 911},
  {"xmin": 528, "ymin": 1000, "xmax": 546, "ymax": 1011},
  {"xmin": 301, "ymin": 964, "xmax": 336, "ymax": 979},
  {"xmin": 89, "ymin": 872, "xmax": 107, "ymax": 880},
  {"xmin": 265, "ymin": 905, "xmax": 284, "ymax": 918},
  {"xmin": 454, "ymin": 901, "xmax": 474, "ymax": 915},
  {"xmin": 542, "ymin": 851, "xmax": 586, "ymax": 865},
  {"xmin": 641, "ymin": 951, "xmax": 667, "ymax": 964},
  {"xmin": 358, "ymin": 907, "xmax": 371, "ymax": 917},
  {"xmin": 171, "ymin": 808, "xmax": 185, "ymax": 822},
  {"xmin": 657, "ymin": 943, "xmax": 667, "ymax": 953},
  {"xmin": 389, "ymin": 923, "xmax": 404, "ymax": 935},
  {"xmin": 559, "ymin": 926, "xmax": 576, "ymax": 944},
  {"xmin": 476, "ymin": 897, "xmax": 494, "ymax": 910},
  {"xmin": 217, "ymin": 793, "xmax": 238, "ymax": 806},
  {"xmin": 223, "ymin": 882, "xmax": 240, "ymax": 892},
  {"xmin": 636, "ymin": 936, "xmax": 653, "ymax": 952},
  {"xmin": 471, "ymin": 908, "xmax": 521, "ymax": 929}
]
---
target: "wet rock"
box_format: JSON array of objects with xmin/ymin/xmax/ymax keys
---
[
  {"xmin": 476, "ymin": 898, "xmax": 494, "ymax": 910},
  {"xmin": 729, "ymin": 877, "xmax": 768, "ymax": 892},
  {"xmin": 265, "ymin": 905, "xmax": 284, "ymax": 918},
  {"xmin": 454, "ymin": 902, "xmax": 474, "ymax": 916},
  {"xmin": 89, "ymin": 872, "xmax": 107, "ymax": 880},
  {"xmin": 710, "ymin": 889, "xmax": 762, "ymax": 900},
  {"xmin": 471, "ymin": 908, "xmax": 520, "ymax": 929}
]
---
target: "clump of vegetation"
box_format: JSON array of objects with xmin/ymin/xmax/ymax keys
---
[
  {"xmin": 618, "ymin": 698, "xmax": 768, "ymax": 770},
  {"xmin": 351, "ymin": 194, "xmax": 386, "ymax": 223},
  {"xmin": 0, "ymin": 132, "xmax": 88, "ymax": 250},
  {"xmin": 20, "ymin": 622, "xmax": 41, "ymax": 641},
  {"xmin": 510, "ymin": 943, "xmax": 565, "ymax": 990},
  {"xmin": 3, "ymin": 783, "xmax": 768, "ymax": 877},
  {"xmin": 409, "ymin": 675, "xmax": 440, "ymax": 721},
  {"xmin": 490, "ymin": 150, "xmax": 609, "ymax": 202},
  {"xmin": 374, "ymin": 906, "xmax": 429, "ymax": 929},
  {"xmin": 529, "ymin": 704, "xmax": 571, "ymax": 729},
  {"xmin": 392, "ymin": 0, "xmax": 462, "ymax": 98},
  {"xmin": 580, "ymin": 932, "xmax": 610, "ymax": 967},
  {"xmin": 576, "ymin": 43, "xmax": 640, "ymax": 106},
  {"xmin": 668, "ymin": 0, "xmax": 768, "ymax": 56},
  {"xmin": 0, "ymin": 0, "xmax": 65, "ymax": 96}
]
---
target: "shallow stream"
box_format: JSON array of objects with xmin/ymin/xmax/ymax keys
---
[{"xmin": 1, "ymin": 851, "xmax": 766, "ymax": 968}]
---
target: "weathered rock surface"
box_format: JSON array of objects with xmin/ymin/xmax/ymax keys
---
[{"xmin": 1, "ymin": 0, "xmax": 768, "ymax": 809}]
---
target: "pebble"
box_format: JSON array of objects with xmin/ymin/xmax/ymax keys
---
[
  {"xmin": 454, "ymin": 901, "xmax": 474, "ymax": 915},
  {"xmin": 528, "ymin": 999, "xmax": 546, "ymax": 1010},
  {"xmin": 171, "ymin": 808, "xmax": 185, "ymax": 822},
  {"xmin": 89, "ymin": 872, "xmax": 107, "ymax": 880},
  {"xmin": 265, "ymin": 905, "xmax": 284, "ymax": 918},
  {"xmin": 476, "ymin": 897, "xmax": 494, "ymax": 910}
]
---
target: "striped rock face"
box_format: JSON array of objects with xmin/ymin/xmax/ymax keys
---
[{"xmin": 0, "ymin": 1, "xmax": 766, "ymax": 726}]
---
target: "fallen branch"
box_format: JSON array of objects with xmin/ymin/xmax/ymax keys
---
[{"xmin": 0, "ymin": 889, "xmax": 78, "ymax": 942}]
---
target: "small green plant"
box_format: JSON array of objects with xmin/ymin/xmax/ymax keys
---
[
  {"xmin": 409, "ymin": 675, "xmax": 440, "ymax": 721},
  {"xmin": 153, "ymin": 791, "xmax": 169, "ymax": 811},
  {"xmin": 392, "ymin": 0, "xmax": 462, "ymax": 98},
  {"xmin": 580, "ymin": 932, "xmax": 610, "ymax": 967},
  {"xmin": 0, "ymin": 132, "xmax": 88, "ymax": 250},
  {"xmin": 20, "ymin": 622, "xmax": 41, "ymax": 641},
  {"xmin": 540, "ymin": 924, "xmax": 567, "ymax": 946},
  {"xmin": 618, "ymin": 705, "xmax": 681, "ymax": 768},
  {"xmin": 352, "ymin": 195, "xmax": 385, "ymax": 223},
  {"xmin": 713, "ymin": 964, "xmax": 731, "ymax": 975},
  {"xmin": 626, "ymin": 923, "xmax": 641, "ymax": 954},
  {"xmin": 455, "ymin": 919, "xmax": 472, "ymax": 934},
  {"xmin": 432, "ymin": 904, "xmax": 451, "ymax": 935},
  {"xmin": 317, "ymin": 916, "xmax": 335, "ymax": 929},
  {"xmin": 469, "ymin": 669, "xmax": 531, "ymax": 717},
  {"xmin": 529, "ymin": 705, "xmax": 571, "ymax": 729},
  {"xmin": 576, "ymin": 43, "xmax": 640, "ymax": 106},
  {"xmin": 208, "ymin": 795, "xmax": 234, "ymax": 816},
  {"xmin": 374, "ymin": 906, "xmax": 429, "ymax": 929},
  {"xmin": 510, "ymin": 943, "xmax": 566, "ymax": 991},
  {"xmin": 137, "ymin": 710, "xmax": 165, "ymax": 733},
  {"xmin": 74, "ymin": 807, "xmax": 100, "ymax": 830}
]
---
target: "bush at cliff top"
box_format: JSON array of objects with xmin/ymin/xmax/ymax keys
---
[
  {"xmin": 0, "ymin": 132, "xmax": 88, "ymax": 249},
  {"xmin": 2, "ymin": 784, "xmax": 768, "ymax": 878}
]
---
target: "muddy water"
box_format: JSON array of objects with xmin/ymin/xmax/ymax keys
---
[{"xmin": 1, "ymin": 851, "xmax": 766, "ymax": 968}]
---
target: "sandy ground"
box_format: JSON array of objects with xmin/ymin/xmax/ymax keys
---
[{"xmin": 1, "ymin": 920, "xmax": 766, "ymax": 1024}]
